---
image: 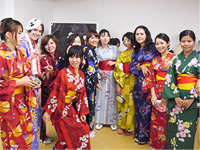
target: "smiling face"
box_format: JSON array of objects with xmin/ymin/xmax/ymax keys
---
[
  {"xmin": 44, "ymin": 38, "xmax": 57, "ymax": 55},
  {"xmin": 72, "ymin": 36, "xmax": 82, "ymax": 46},
  {"xmin": 135, "ymin": 28, "xmax": 147, "ymax": 47},
  {"xmin": 180, "ymin": 35, "xmax": 195, "ymax": 53},
  {"xmin": 155, "ymin": 38, "xmax": 169, "ymax": 54},
  {"xmin": 28, "ymin": 25, "xmax": 43, "ymax": 42},
  {"xmin": 88, "ymin": 34, "xmax": 99, "ymax": 48},
  {"xmin": 69, "ymin": 55, "xmax": 81, "ymax": 70},
  {"xmin": 123, "ymin": 37, "xmax": 132, "ymax": 49}
]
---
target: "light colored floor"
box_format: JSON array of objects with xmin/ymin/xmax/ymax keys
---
[{"xmin": 0, "ymin": 121, "xmax": 199, "ymax": 149}]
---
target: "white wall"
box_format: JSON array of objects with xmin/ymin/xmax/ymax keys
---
[{"xmin": 0, "ymin": 0, "xmax": 199, "ymax": 51}]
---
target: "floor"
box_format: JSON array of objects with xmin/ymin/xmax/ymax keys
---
[{"xmin": 1, "ymin": 121, "xmax": 199, "ymax": 150}]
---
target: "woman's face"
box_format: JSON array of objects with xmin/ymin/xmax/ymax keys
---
[
  {"xmin": 69, "ymin": 55, "xmax": 81, "ymax": 70},
  {"xmin": 88, "ymin": 34, "xmax": 99, "ymax": 48},
  {"xmin": 28, "ymin": 25, "xmax": 43, "ymax": 42},
  {"xmin": 123, "ymin": 37, "xmax": 132, "ymax": 49},
  {"xmin": 10, "ymin": 26, "xmax": 23, "ymax": 47},
  {"xmin": 72, "ymin": 36, "xmax": 81, "ymax": 46},
  {"xmin": 44, "ymin": 38, "xmax": 57, "ymax": 55},
  {"xmin": 180, "ymin": 35, "xmax": 195, "ymax": 53},
  {"xmin": 100, "ymin": 32, "xmax": 110, "ymax": 45},
  {"xmin": 155, "ymin": 38, "xmax": 169, "ymax": 54},
  {"xmin": 135, "ymin": 28, "xmax": 147, "ymax": 46}
]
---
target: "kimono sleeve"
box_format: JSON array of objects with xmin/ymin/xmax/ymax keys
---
[
  {"xmin": 129, "ymin": 51, "xmax": 140, "ymax": 76},
  {"xmin": 79, "ymin": 87, "xmax": 90, "ymax": 117},
  {"xmin": 113, "ymin": 52, "xmax": 125, "ymax": 88},
  {"xmin": 85, "ymin": 49, "xmax": 100, "ymax": 85},
  {"xmin": 149, "ymin": 58, "xmax": 157, "ymax": 89},
  {"xmin": 43, "ymin": 70, "xmax": 63, "ymax": 115},
  {"xmin": 0, "ymin": 57, "xmax": 16, "ymax": 96},
  {"xmin": 162, "ymin": 56, "xmax": 180, "ymax": 99}
]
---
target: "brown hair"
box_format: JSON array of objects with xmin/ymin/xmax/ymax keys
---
[
  {"xmin": 85, "ymin": 30, "xmax": 99, "ymax": 45},
  {"xmin": 0, "ymin": 18, "xmax": 23, "ymax": 41},
  {"xmin": 40, "ymin": 34, "xmax": 58, "ymax": 54}
]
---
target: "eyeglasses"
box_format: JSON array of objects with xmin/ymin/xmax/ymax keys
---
[{"xmin": 123, "ymin": 39, "xmax": 131, "ymax": 44}]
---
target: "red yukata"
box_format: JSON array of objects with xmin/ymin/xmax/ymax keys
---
[
  {"xmin": 149, "ymin": 52, "xmax": 175, "ymax": 149},
  {"xmin": 0, "ymin": 43, "xmax": 35, "ymax": 149},
  {"xmin": 44, "ymin": 65, "xmax": 90, "ymax": 150}
]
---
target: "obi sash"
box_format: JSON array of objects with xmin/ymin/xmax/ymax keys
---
[
  {"xmin": 10, "ymin": 74, "xmax": 25, "ymax": 95},
  {"xmin": 65, "ymin": 90, "xmax": 77, "ymax": 103},
  {"xmin": 141, "ymin": 61, "xmax": 151, "ymax": 67},
  {"xmin": 177, "ymin": 74, "xmax": 197, "ymax": 90},
  {"xmin": 123, "ymin": 62, "xmax": 130, "ymax": 74},
  {"xmin": 156, "ymin": 72, "xmax": 166, "ymax": 82},
  {"xmin": 99, "ymin": 60, "xmax": 115, "ymax": 71}
]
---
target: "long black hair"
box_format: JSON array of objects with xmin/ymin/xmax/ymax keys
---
[{"xmin": 133, "ymin": 25, "xmax": 154, "ymax": 53}]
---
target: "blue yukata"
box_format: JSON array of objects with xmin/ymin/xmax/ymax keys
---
[
  {"xmin": 83, "ymin": 45, "xmax": 101, "ymax": 131},
  {"xmin": 129, "ymin": 45, "xmax": 159, "ymax": 144}
]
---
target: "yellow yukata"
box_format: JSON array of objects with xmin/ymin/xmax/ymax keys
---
[{"xmin": 114, "ymin": 49, "xmax": 136, "ymax": 131}]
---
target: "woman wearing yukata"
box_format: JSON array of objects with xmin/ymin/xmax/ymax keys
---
[
  {"xmin": 19, "ymin": 17, "xmax": 44, "ymax": 148},
  {"xmin": 114, "ymin": 32, "xmax": 136, "ymax": 136},
  {"xmin": 149, "ymin": 33, "xmax": 175, "ymax": 149},
  {"xmin": 83, "ymin": 30, "xmax": 102, "ymax": 138},
  {"xmin": 40, "ymin": 35, "xmax": 60, "ymax": 144},
  {"xmin": 129, "ymin": 25, "xmax": 159, "ymax": 145},
  {"xmin": 0, "ymin": 18, "xmax": 40, "ymax": 149},
  {"xmin": 95, "ymin": 29, "xmax": 120, "ymax": 131},
  {"xmin": 43, "ymin": 45, "xmax": 90, "ymax": 150},
  {"xmin": 162, "ymin": 30, "xmax": 200, "ymax": 149}
]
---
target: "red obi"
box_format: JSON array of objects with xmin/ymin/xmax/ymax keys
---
[
  {"xmin": 123, "ymin": 62, "xmax": 131, "ymax": 74},
  {"xmin": 99, "ymin": 60, "xmax": 115, "ymax": 71},
  {"xmin": 177, "ymin": 74, "xmax": 197, "ymax": 90}
]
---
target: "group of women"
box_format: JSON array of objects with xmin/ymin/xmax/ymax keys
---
[{"xmin": 0, "ymin": 17, "xmax": 199, "ymax": 150}]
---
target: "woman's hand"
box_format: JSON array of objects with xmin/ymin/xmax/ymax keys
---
[
  {"xmin": 106, "ymin": 61, "xmax": 115, "ymax": 66},
  {"xmin": 116, "ymin": 83, "xmax": 122, "ymax": 95},
  {"xmin": 29, "ymin": 43, "xmax": 40, "ymax": 61},
  {"xmin": 182, "ymin": 99, "xmax": 194, "ymax": 109},
  {"xmin": 141, "ymin": 65, "xmax": 151, "ymax": 76},
  {"xmin": 151, "ymin": 94, "xmax": 157, "ymax": 106},
  {"xmin": 160, "ymin": 99, "xmax": 168, "ymax": 106},
  {"xmin": 195, "ymin": 79, "xmax": 200, "ymax": 96},
  {"xmin": 16, "ymin": 76, "xmax": 38, "ymax": 88},
  {"xmin": 43, "ymin": 111, "xmax": 50, "ymax": 123},
  {"xmin": 175, "ymin": 97, "xmax": 184, "ymax": 108},
  {"xmin": 96, "ymin": 83, "xmax": 102, "ymax": 90},
  {"xmin": 80, "ymin": 115, "xmax": 86, "ymax": 122},
  {"xmin": 100, "ymin": 71, "xmax": 105, "ymax": 79}
]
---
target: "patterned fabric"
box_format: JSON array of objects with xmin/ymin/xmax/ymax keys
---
[
  {"xmin": 129, "ymin": 45, "xmax": 159, "ymax": 144},
  {"xmin": 0, "ymin": 43, "xmax": 35, "ymax": 149},
  {"xmin": 44, "ymin": 65, "xmax": 90, "ymax": 149},
  {"xmin": 149, "ymin": 52, "xmax": 175, "ymax": 149},
  {"xmin": 83, "ymin": 45, "xmax": 101, "ymax": 130},
  {"xmin": 95, "ymin": 45, "xmax": 119, "ymax": 125},
  {"xmin": 162, "ymin": 50, "xmax": 200, "ymax": 149},
  {"xmin": 40, "ymin": 52, "xmax": 60, "ymax": 141},
  {"xmin": 114, "ymin": 49, "xmax": 136, "ymax": 131},
  {"xmin": 19, "ymin": 34, "xmax": 42, "ymax": 149}
]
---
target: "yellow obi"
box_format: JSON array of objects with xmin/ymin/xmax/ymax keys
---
[
  {"xmin": 10, "ymin": 74, "xmax": 24, "ymax": 95},
  {"xmin": 156, "ymin": 72, "xmax": 166, "ymax": 81},
  {"xmin": 177, "ymin": 74, "xmax": 197, "ymax": 90},
  {"xmin": 65, "ymin": 90, "xmax": 77, "ymax": 103}
]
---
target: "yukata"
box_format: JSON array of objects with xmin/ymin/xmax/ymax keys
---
[
  {"xmin": 129, "ymin": 45, "xmax": 159, "ymax": 144},
  {"xmin": 40, "ymin": 52, "xmax": 60, "ymax": 141},
  {"xmin": 19, "ymin": 34, "xmax": 42, "ymax": 149},
  {"xmin": 114, "ymin": 49, "xmax": 136, "ymax": 131},
  {"xmin": 83, "ymin": 45, "xmax": 101, "ymax": 131},
  {"xmin": 95, "ymin": 45, "xmax": 119, "ymax": 125},
  {"xmin": 44, "ymin": 65, "xmax": 90, "ymax": 150},
  {"xmin": 149, "ymin": 52, "xmax": 175, "ymax": 149},
  {"xmin": 162, "ymin": 50, "xmax": 200, "ymax": 149},
  {"xmin": 0, "ymin": 43, "xmax": 35, "ymax": 149}
]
